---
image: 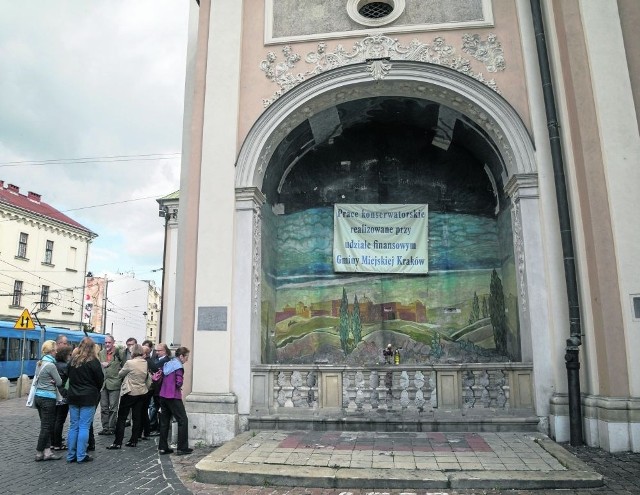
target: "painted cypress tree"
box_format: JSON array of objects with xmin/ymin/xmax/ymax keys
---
[
  {"xmin": 468, "ymin": 291, "xmax": 481, "ymax": 325},
  {"xmin": 489, "ymin": 269, "xmax": 508, "ymax": 355},
  {"xmin": 352, "ymin": 294, "xmax": 362, "ymax": 345},
  {"xmin": 481, "ymin": 295, "xmax": 489, "ymax": 319},
  {"xmin": 339, "ymin": 287, "xmax": 350, "ymax": 354}
]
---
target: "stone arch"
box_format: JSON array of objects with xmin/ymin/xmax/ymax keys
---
[{"xmin": 231, "ymin": 60, "xmax": 549, "ymax": 417}]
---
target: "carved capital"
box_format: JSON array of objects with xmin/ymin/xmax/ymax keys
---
[{"xmin": 505, "ymin": 173, "xmax": 539, "ymax": 200}]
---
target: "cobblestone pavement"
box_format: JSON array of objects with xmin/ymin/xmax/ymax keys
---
[{"xmin": 2, "ymin": 394, "xmax": 639, "ymax": 495}]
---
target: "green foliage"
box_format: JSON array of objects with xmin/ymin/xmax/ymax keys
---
[
  {"xmin": 339, "ymin": 287, "xmax": 350, "ymax": 355},
  {"xmin": 481, "ymin": 295, "xmax": 489, "ymax": 319},
  {"xmin": 468, "ymin": 291, "xmax": 481, "ymax": 325},
  {"xmin": 489, "ymin": 269, "xmax": 508, "ymax": 355},
  {"xmin": 352, "ymin": 294, "xmax": 362, "ymax": 344}
]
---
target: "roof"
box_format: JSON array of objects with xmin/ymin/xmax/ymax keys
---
[
  {"xmin": 157, "ymin": 190, "xmax": 180, "ymax": 202},
  {"xmin": 0, "ymin": 182, "xmax": 96, "ymax": 236}
]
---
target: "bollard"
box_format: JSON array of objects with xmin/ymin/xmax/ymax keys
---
[
  {"xmin": 0, "ymin": 377, "xmax": 9, "ymax": 400},
  {"xmin": 16, "ymin": 374, "xmax": 31, "ymax": 398}
]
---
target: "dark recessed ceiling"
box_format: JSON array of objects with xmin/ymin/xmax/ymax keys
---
[{"xmin": 263, "ymin": 96, "xmax": 506, "ymax": 216}]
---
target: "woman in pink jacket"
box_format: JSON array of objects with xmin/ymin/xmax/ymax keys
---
[{"xmin": 157, "ymin": 347, "xmax": 192, "ymax": 456}]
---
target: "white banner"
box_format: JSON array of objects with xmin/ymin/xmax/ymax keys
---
[{"xmin": 333, "ymin": 204, "xmax": 429, "ymax": 274}]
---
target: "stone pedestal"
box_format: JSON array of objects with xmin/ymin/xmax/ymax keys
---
[{"xmin": 185, "ymin": 392, "xmax": 239, "ymax": 447}]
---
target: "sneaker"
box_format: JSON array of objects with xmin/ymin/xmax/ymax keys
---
[
  {"xmin": 176, "ymin": 448, "xmax": 193, "ymax": 456},
  {"xmin": 158, "ymin": 448, "xmax": 174, "ymax": 455},
  {"xmin": 98, "ymin": 429, "xmax": 110, "ymax": 435},
  {"xmin": 77, "ymin": 455, "xmax": 94, "ymax": 463}
]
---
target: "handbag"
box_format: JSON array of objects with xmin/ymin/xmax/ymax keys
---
[{"xmin": 26, "ymin": 363, "xmax": 46, "ymax": 408}]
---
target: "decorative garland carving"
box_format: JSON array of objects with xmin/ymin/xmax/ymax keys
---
[
  {"xmin": 511, "ymin": 200, "xmax": 527, "ymax": 313},
  {"xmin": 260, "ymin": 34, "xmax": 505, "ymax": 107},
  {"xmin": 461, "ymin": 33, "xmax": 505, "ymax": 73},
  {"xmin": 252, "ymin": 201, "xmax": 262, "ymax": 316}
]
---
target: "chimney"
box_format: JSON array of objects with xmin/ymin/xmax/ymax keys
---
[
  {"xmin": 0, "ymin": 180, "xmax": 4, "ymax": 189},
  {"xmin": 28, "ymin": 191, "xmax": 41, "ymax": 203},
  {"xmin": 8, "ymin": 184, "xmax": 19, "ymax": 194}
]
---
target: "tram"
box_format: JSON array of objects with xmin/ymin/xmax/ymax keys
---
[{"xmin": 0, "ymin": 321, "xmax": 106, "ymax": 379}]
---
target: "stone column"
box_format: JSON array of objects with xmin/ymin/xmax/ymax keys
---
[
  {"xmin": 183, "ymin": 0, "xmax": 245, "ymax": 447},
  {"xmin": 505, "ymin": 174, "xmax": 555, "ymax": 421},
  {"xmin": 231, "ymin": 187, "xmax": 266, "ymax": 428}
]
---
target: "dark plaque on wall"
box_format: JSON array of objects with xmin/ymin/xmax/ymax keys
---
[{"xmin": 198, "ymin": 306, "xmax": 227, "ymax": 331}]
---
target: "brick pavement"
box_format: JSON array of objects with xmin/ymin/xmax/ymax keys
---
[
  {"xmin": 0, "ymin": 396, "xmax": 192, "ymax": 495},
  {"xmin": 2, "ymin": 394, "xmax": 639, "ymax": 495}
]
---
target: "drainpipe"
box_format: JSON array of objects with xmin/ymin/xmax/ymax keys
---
[{"xmin": 530, "ymin": 0, "xmax": 583, "ymax": 446}]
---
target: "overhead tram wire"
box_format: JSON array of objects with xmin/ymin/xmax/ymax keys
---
[{"xmin": 0, "ymin": 152, "xmax": 181, "ymax": 168}]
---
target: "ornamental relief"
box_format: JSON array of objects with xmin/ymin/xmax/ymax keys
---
[{"xmin": 260, "ymin": 33, "xmax": 506, "ymax": 107}]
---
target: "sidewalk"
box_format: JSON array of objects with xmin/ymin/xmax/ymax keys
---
[{"xmin": 192, "ymin": 430, "xmax": 601, "ymax": 491}]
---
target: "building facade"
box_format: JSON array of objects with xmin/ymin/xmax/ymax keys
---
[
  {"xmin": 171, "ymin": 0, "xmax": 640, "ymax": 452},
  {"xmin": 0, "ymin": 181, "xmax": 96, "ymax": 329}
]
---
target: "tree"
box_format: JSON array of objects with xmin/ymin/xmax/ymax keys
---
[
  {"xmin": 489, "ymin": 269, "xmax": 508, "ymax": 355},
  {"xmin": 339, "ymin": 287, "xmax": 350, "ymax": 354},
  {"xmin": 468, "ymin": 291, "xmax": 480, "ymax": 325},
  {"xmin": 352, "ymin": 294, "xmax": 362, "ymax": 345},
  {"xmin": 481, "ymin": 295, "xmax": 489, "ymax": 319}
]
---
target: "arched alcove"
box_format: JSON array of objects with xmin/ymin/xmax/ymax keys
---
[
  {"xmin": 259, "ymin": 94, "xmax": 520, "ymax": 365},
  {"xmin": 232, "ymin": 61, "xmax": 550, "ymax": 417}
]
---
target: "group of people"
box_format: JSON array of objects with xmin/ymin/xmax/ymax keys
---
[{"xmin": 30, "ymin": 334, "xmax": 192, "ymax": 463}]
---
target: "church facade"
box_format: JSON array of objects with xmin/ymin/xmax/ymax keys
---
[{"xmin": 170, "ymin": 0, "xmax": 640, "ymax": 452}]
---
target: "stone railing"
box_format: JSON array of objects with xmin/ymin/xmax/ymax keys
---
[{"xmin": 251, "ymin": 363, "xmax": 534, "ymax": 415}]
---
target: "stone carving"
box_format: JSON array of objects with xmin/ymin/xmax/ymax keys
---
[
  {"xmin": 252, "ymin": 202, "xmax": 262, "ymax": 316},
  {"xmin": 269, "ymin": 366, "xmax": 516, "ymax": 412},
  {"xmin": 260, "ymin": 34, "xmax": 505, "ymax": 106},
  {"xmin": 462, "ymin": 33, "xmax": 505, "ymax": 73},
  {"xmin": 512, "ymin": 201, "xmax": 527, "ymax": 313}
]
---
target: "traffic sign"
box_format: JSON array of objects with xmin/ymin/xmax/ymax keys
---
[{"xmin": 14, "ymin": 309, "xmax": 35, "ymax": 330}]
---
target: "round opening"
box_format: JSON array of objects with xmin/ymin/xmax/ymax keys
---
[
  {"xmin": 347, "ymin": 0, "xmax": 405, "ymax": 27},
  {"xmin": 359, "ymin": 2, "xmax": 393, "ymax": 19}
]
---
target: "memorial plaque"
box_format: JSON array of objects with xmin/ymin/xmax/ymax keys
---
[{"xmin": 198, "ymin": 306, "xmax": 227, "ymax": 331}]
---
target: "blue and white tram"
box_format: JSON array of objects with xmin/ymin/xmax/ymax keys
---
[{"xmin": 0, "ymin": 321, "xmax": 106, "ymax": 379}]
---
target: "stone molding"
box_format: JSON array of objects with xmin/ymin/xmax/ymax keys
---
[
  {"xmin": 238, "ymin": 61, "xmax": 534, "ymax": 191},
  {"xmin": 260, "ymin": 34, "xmax": 506, "ymax": 107}
]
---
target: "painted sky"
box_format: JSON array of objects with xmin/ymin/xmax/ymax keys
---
[{"xmin": 0, "ymin": 1, "xmax": 190, "ymax": 286}]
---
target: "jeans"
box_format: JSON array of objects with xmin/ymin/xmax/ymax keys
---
[
  {"xmin": 158, "ymin": 397, "xmax": 189, "ymax": 451},
  {"xmin": 67, "ymin": 404, "xmax": 95, "ymax": 462},
  {"xmin": 148, "ymin": 395, "xmax": 159, "ymax": 431},
  {"xmin": 51, "ymin": 403, "xmax": 69, "ymax": 447},
  {"xmin": 100, "ymin": 388, "xmax": 120, "ymax": 431},
  {"xmin": 35, "ymin": 396, "xmax": 56, "ymax": 451}
]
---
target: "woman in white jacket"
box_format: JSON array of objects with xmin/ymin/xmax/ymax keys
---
[{"xmin": 106, "ymin": 344, "xmax": 149, "ymax": 449}]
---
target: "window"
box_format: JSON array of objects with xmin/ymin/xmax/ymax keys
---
[
  {"xmin": 17, "ymin": 232, "xmax": 28, "ymax": 258},
  {"xmin": 26, "ymin": 339, "xmax": 39, "ymax": 360},
  {"xmin": 40, "ymin": 285, "xmax": 50, "ymax": 310},
  {"xmin": 44, "ymin": 240, "xmax": 54, "ymax": 264},
  {"xmin": 67, "ymin": 246, "xmax": 77, "ymax": 270},
  {"xmin": 8, "ymin": 338, "xmax": 21, "ymax": 361},
  {"xmin": 12, "ymin": 280, "xmax": 23, "ymax": 306},
  {"xmin": 0, "ymin": 338, "xmax": 6, "ymax": 361},
  {"xmin": 347, "ymin": 0, "xmax": 404, "ymax": 27}
]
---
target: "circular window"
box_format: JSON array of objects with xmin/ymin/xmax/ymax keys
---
[
  {"xmin": 347, "ymin": 0, "xmax": 405, "ymax": 27},
  {"xmin": 359, "ymin": 2, "xmax": 393, "ymax": 19}
]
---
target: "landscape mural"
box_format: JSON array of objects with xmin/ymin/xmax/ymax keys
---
[{"xmin": 261, "ymin": 206, "xmax": 520, "ymax": 365}]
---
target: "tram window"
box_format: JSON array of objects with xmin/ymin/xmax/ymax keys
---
[
  {"xmin": 27, "ymin": 340, "xmax": 39, "ymax": 360},
  {"xmin": 0, "ymin": 338, "xmax": 6, "ymax": 361},
  {"xmin": 8, "ymin": 338, "xmax": 21, "ymax": 361}
]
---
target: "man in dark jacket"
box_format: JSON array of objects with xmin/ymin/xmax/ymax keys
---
[{"xmin": 147, "ymin": 342, "xmax": 171, "ymax": 435}]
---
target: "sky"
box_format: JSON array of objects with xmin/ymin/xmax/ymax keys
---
[{"xmin": 0, "ymin": 1, "xmax": 190, "ymax": 287}]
